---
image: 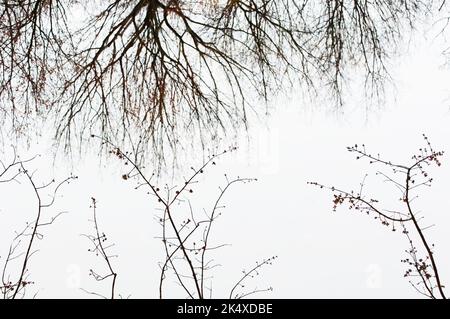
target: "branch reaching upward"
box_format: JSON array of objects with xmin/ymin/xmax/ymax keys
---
[{"xmin": 310, "ymin": 134, "xmax": 447, "ymax": 299}]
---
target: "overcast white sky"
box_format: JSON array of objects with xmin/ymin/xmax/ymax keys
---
[{"xmin": 2, "ymin": 19, "xmax": 450, "ymax": 299}]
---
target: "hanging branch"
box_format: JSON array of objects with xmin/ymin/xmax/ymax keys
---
[{"xmin": 0, "ymin": 1, "xmax": 431, "ymax": 164}]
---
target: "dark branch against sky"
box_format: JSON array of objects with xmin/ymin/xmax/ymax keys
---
[{"xmin": 0, "ymin": 0, "xmax": 436, "ymax": 165}]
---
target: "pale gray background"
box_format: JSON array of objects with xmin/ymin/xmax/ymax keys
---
[{"xmin": 1, "ymin": 23, "xmax": 450, "ymax": 299}]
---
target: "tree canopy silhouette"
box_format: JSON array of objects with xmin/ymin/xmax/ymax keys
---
[{"xmin": 0, "ymin": 0, "xmax": 434, "ymax": 162}]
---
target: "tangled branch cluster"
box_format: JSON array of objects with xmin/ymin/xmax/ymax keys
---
[{"xmin": 0, "ymin": 0, "xmax": 432, "ymax": 162}]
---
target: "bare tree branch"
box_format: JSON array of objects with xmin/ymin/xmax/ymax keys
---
[{"xmin": 310, "ymin": 134, "xmax": 447, "ymax": 299}]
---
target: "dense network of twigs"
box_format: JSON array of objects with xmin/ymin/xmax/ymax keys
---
[
  {"xmin": 309, "ymin": 135, "xmax": 447, "ymax": 299},
  {"xmin": 0, "ymin": 0, "xmax": 435, "ymax": 163}
]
